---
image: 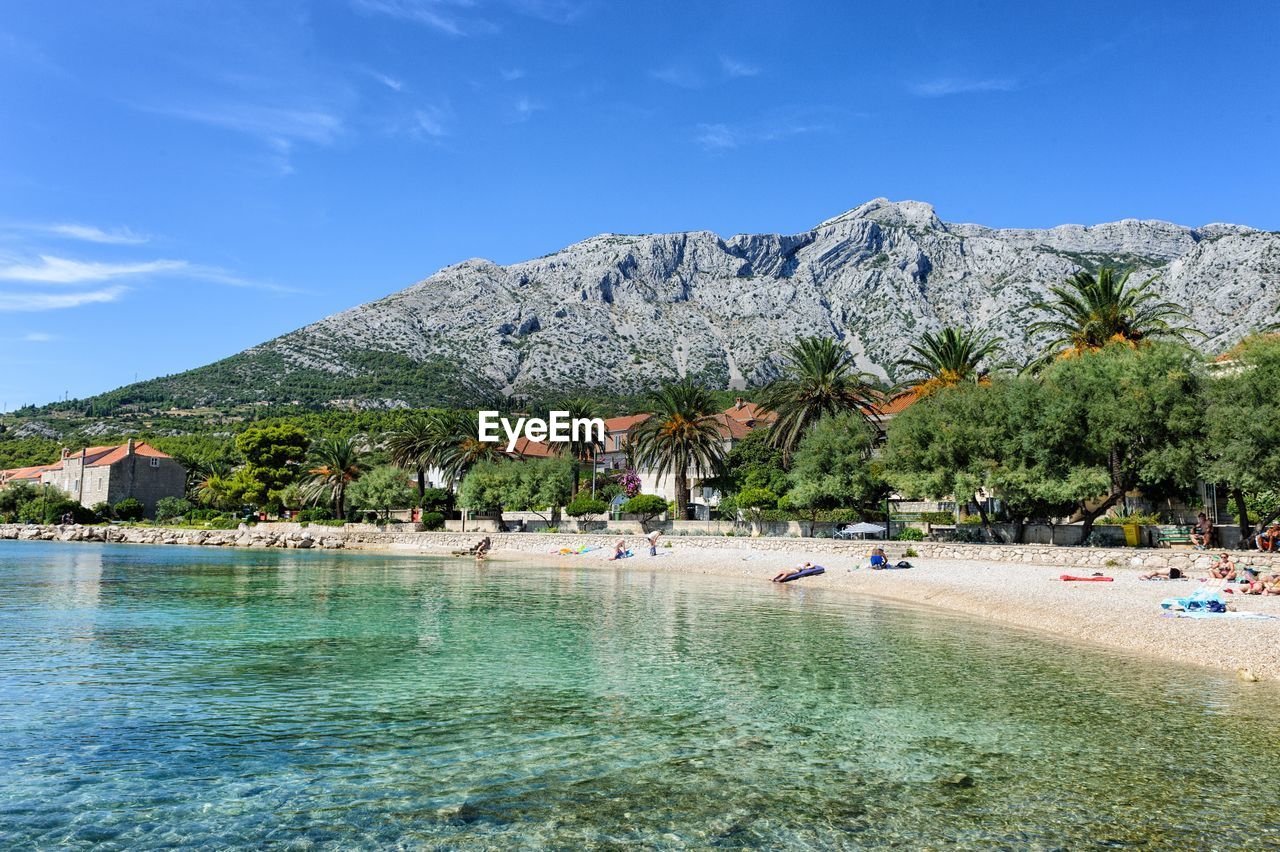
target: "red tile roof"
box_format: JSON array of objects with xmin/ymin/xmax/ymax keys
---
[
  {"xmin": 602, "ymin": 414, "xmax": 650, "ymax": 433},
  {"xmin": 504, "ymin": 437, "xmax": 557, "ymax": 458},
  {"xmin": 722, "ymin": 399, "xmax": 776, "ymax": 425},
  {"xmin": 871, "ymin": 388, "xmax": 924, "ymax": 417},
  {"xmin": 0, "ymin": 440, "xmax": 173, "ymax": 483}
]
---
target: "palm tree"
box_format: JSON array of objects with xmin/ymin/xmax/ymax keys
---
[
  {"xmin": 435, "ymin": 410, "xmax": 504, "ymax": 485},
  {"xmin": 386, "ymin": 413, "xmax": 443, "ymax": 499},
  {"xmin": 305, "ymin": 436, "xmax": 367, "ymax": 520},
  {"xmin": 628, "ymin": 379, "xmax": 726, "ymax": 520},
  {"xmin": 757, "ymin": 336, "xmax": 880, "ymax": 455},
  {"xmin": 1028, "ymin": 266, "xmax": 1200, "ymax": 364},
  {"xmin": 898, "ymin": 326, "xmax": 1005, "ymax": 395},
  {"xmin": 548, "ymin": 397, "xmax": 605, "ymax": 496}
]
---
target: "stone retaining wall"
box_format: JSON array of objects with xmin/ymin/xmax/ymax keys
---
[{"xmin": 3, "ymin": 524, "xmax": 1278, "ymax": 573}]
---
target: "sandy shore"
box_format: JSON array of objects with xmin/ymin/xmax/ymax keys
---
[{"xmin": 415, "ymin": 541, "xmax": 1280, "ymax": 683}]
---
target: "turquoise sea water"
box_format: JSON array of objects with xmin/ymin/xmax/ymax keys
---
[{"xmin": 0, "ymin": 541, "xmax": 1277, "ymax": 849}]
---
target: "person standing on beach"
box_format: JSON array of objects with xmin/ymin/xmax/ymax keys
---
[{"xmin": 646, "ymin": 529, "xmax": 662, "ymax": 556}]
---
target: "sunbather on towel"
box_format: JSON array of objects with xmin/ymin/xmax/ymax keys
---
[
  {"xmin": 1238, "ymin": 568, "xmax": 1267, "ymax": 594},
  {"xmin": 1140, "ymin": 566, "xmax": 1185, "ymax": 580},
  {"xmin": 1263, "ymin": 575, "xmax": 1280, "ymax": 596},
  {"xmin": 772, "ymin": 561, "xmax": 815, "ymax": 583}
]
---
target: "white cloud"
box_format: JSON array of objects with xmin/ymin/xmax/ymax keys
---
[
  {"xmin": 650, "ymin": 65, "xmax": 704, "ymax": 89},
  {"xmin": 909, "ymin": 77, "xmax": 1018, "ymax": 97},
  {"xmin": 695, "ymin": 123, "xmax": 739, "ymax": 150},
  {"xmin": 44, "ymin": 223, "xmax": 150, "ymax": 245},
  {"xmin": 720, "ymin": 56, "xmax": 760, "ymax": 78},
  {"xmin": 0, "ymin": 256, "xmax": 187, "ymax": 284},
  {"xmin": 500, "ymin": 67, "xmax": 526, "ymax": 82},
  {"xmin": 21, "ymin": 332, "xmax": 58, "ymax": 342},
  {"xmin": 372, "ymin": 71, "xmax": 405, "ymax": 92},
  {"xmin": 161, "ymin": 103, "xmax": 343, "ymax": 149},
  {"xmin": 413, "ymin": 105, "xmax": 451, "ymax": 137},
  {"xmin": 513, "ymin": 96, "xmax": 544, "ymax": 121},
  {"xmin": 351, "ymin": 0, "xmax": 482, "ymax": 36},
  {"xmin": 0, "ymin": 287, "xmax": 127, "ymax": 312}
]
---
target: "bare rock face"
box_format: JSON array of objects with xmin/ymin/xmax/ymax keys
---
[{"xmin": 226, "ymin": 199, "xmax": 1280, "ymax": 398}]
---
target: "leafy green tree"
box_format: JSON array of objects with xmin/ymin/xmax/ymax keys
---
[
  {"xmin": 736, "ymin": 486, "xmax": 777, "ymax": 535},
  {"xmin": 628, "ymin": 379, "xmax": 726, "ymax": 520},
  {"xmin": 232, "ymin": 424, "xmax": 310, "ymax": 509},
  {"xmin": 155, "ymin": 496, "xmax": 193, "ymax": 521},
  {"xmin": 788, "ymin": 412, "xmax": 887, "ymax": 527},
  {"xmin": 1032, "ymin": 343, "xmax": 1204, "ymax": 541},
  {"xmin": 757, "ymin": 336, "xmax": 879, "ymax": 455},
  {"xmin": 621, "ymin": 494, "xmax": 669, "ymax": 529},
  {"xmin": 304, "ymin": 436, "xmax": 366, "ymax": 520},
  {"xmin": 565, "ymin": 493, "xmax": 608, "ymax": 519},
  {"xmin": 419, "ymin": 487, "xmax": 454, "ymax": 513},
  {"xmin": 457, "ymin": 459, "xmax": 510, "ymax": 521},
  {"xmin": 882, "ymin": 378, "xmax": 1066, "ymax": 542},
  {"xmin": 898, "ymin": 326, "xmax": 1004, "ymax": 394},
  {"xmin": 347, "ymin": 465, "xmax": 417, "ymax": 521},
  {"xmin": 113, "ymin": 497, "xmax": 145, "ymax": 521},
  {"xmin": 1204, "ymin": 334, "xmax": 1280, "ymax": 541},
  {"xmin": 507, "ymin": 457, "xmax": 575, "ymax": 523},
  {"xmin": 1029, "ymin": 266, "xmax": 1200, "ymax": 365},
  {"xmin": 0, "ymin": 482, "xmax": 39, "ymax": 518},
  {"xmin": 709, "ymin": 428, "xmax": 789, "ymax": 496}
]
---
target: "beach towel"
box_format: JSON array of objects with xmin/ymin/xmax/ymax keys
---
[
  {"xmin": 1161, "ymin": 588, "xmax": 1227, "ymax": 612},
  {"xmin": 1161, "ymin": 610, "xmax": 1276, "ymax": 620},
  {"xmin": 1060, "ymin": 574, "xmax": 1114, "ymax": 582}
]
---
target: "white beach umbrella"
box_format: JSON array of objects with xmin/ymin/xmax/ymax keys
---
[{"xmin": 846, "ymin": 521, "xmax": 886, "ymax": 539}]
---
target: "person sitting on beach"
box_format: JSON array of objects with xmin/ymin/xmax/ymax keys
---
[
  {"xmin": 868, "ymin": 547, "xmax": 888, "ymax": 570},
  {"xmin": 772, "ymin": 561, "xmax": 814, "ymax": 583},
  {"xmin": 1207, "ymin": 553, "xmax": 1237, "ymax": 581},
  {"xmin": 1255, "ymin": 525, "xmax": 1280, "ymax": 552},
  {"xmin": 1262, "ymin": 574, "xmax": 1280, "ymax": 596},
  {"xmin": 471, "ymin": 536, "xmax": 491, "ymax": 559},
  {"xmin": 646, "ymin": 529, "xmax": 662, "ymax": 556},
  {"xmin": 1190, "ymin": 513, "xmax": 1212, "ymax": 549},
  {"xmin": 610, "ymin": 539, "xmax": 630, "ymax": 560},
  {"xmin": 1140, "ymin": 566, "xmax": 1185, "ymax": 580}
]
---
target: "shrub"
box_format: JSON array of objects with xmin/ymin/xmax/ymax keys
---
[
  {"xmin": 895, "ymin": 527, "xmax": 924, "ymax": 541},
  {"xmin": 904, "ymin": 546, "xmax": 919, "ymax": 558},
  {"xmin": 296, "ymin": 507, "xmax": 333, "ymax": 523},
  {"xmin": 622, "ymin": 494, "xmax": 668, "ymax": 525},
  {"xmin": 113, "ymin": 497, "xmax": 145, "ymax": 521},
  {"xmin": 155, "ymin": 496, "xmax": 193, "ymax": 522},
  {"xmin": 187, "ymin": 508, "xmax": 224, "ymax": 521},
  {"xmin": 419, "ymin": 487, "xmax": 454, "ymax": 513},
  {"xmin": 18, "ymin": 496, "xmax": 96, "ymax": 525},
  {"xmin": 91, "ymin": 501, "xmax": 114, "ymax": 520},
  {"xmin": 207, "ymin": 518, "xmax": 240, "ymax": 529},
  {"xmin": 420, "ymin": 511, "xmax": 444, "ymax": 531},
  {"xmin": 565, "ymin": 494, "xmax": 608, "ymax": 518},
  {"xmin": 920, "ymin": 511, "xmax": 955, "ymax": 525}
]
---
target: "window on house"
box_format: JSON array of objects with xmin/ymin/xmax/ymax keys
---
[{"xmin": 149, "ymin": 458, "xmax": 160, "ymax": 468}]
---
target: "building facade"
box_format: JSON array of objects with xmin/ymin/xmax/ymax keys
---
[{"xmin": 0, "ymin": 439, "xmax": 186, "ymax": 518}]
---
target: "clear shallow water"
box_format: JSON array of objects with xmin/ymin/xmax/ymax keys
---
[{"xmin": 0, "ymin": 542, "xmax": 1277, "ymax": 850}]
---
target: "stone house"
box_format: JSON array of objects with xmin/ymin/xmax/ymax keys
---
[{"xmin": 0, "ymin": 439, "xmax": 186, "ymax": 518}]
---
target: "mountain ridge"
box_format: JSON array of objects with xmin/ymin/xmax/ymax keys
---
[{"xmin": 63, "ymin": 199, "xmax": 1280, "ymax": 413}]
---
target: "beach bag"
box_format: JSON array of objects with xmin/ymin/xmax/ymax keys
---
[{"xmin": 895, "ymin": 560, "xmax": 913, "ymax": 569}]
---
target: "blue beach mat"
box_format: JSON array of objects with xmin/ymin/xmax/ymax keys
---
[{"xmin": 780, "ymin": 565, "xmax": 825, "ymax": 582}]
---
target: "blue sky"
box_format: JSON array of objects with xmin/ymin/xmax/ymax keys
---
[{"xmin": 1, "ymin": 0, "xmax": 1277, "ymax": 408}]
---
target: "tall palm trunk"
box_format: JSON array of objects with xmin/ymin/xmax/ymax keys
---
[
  {"xmin": 675, "ymin": 474, "xmax": 690, "ymax": 521},
  {"xmin": 416, "ymin": 468, "xmax": 426, "ymax": 500}
]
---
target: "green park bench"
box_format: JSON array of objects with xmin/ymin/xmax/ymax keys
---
[{"xmin": 1156, "ymin": 525, "xmax": 1194, "ymax": 548}]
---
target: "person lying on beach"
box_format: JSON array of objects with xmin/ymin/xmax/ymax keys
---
[
  {"xmin": 772, "ymin": 562, "xmax": 815, "ymax": 583},
  {"xmin": 610, "ymin": 539, "xmax": 630, "ymax": 560},
  {"xmin": 868, "ymin": 547, "xmax": 888, "ymax": 569},
  {"xmin": 1140, "ymin": 566, "xmax": 1185, "ymax": 580},
  {"xmin": 1207, "ymin": 553, "xmax": 1237, "ymax": 580},
  {"xmin": 1236, "ymin": 568, "xmax": 1267, "ymax": 594}
]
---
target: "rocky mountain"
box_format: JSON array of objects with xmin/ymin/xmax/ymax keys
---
[{"xmin": 88, "ymin": 199, "xmax": 1280, "ymax": 410}]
